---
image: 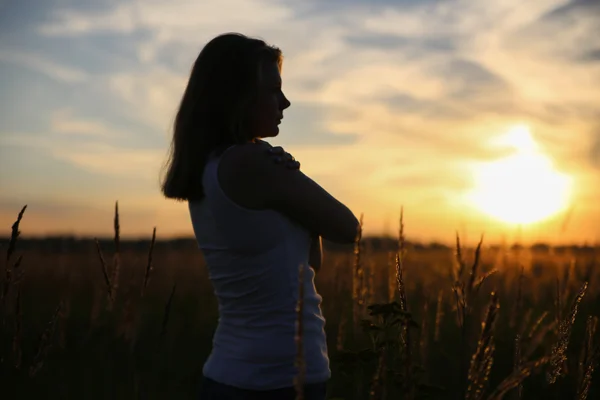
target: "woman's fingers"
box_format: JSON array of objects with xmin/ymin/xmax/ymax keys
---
[
  {"xmin": 272, "ymin": 152, "xmax": 294, "ymax": 163},
  {"xmin": 267, "ymin": 146, "xmax": 284, "ymax": 155},
  {"xmin": 266, "ymin": 146, "xmax": 299, "ymax": 169},
  {"xmin": 286, "ymin": 160, "xmax": 301, "ymax": 169}
]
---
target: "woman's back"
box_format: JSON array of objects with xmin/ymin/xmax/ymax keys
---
[{"xmin": 189, "ymin": 146, "xmax": 330, "ymax": 390}]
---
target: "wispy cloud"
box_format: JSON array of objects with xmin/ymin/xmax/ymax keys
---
[
  {"xmin": 38, "ymin": 1, "xmax": 293, "ymax": 38},
  {"xmin": 38, "ymin": 4, "xmax": 139, "ymax": 35},
  {"xmin": 50, "ymin": 109, "xmax": 120, "ymax": 138},
  {"xmin": 105, "ymin": 69, "xmax": 186, "ymax": 129},
  {"xmin": 52, "ymin": 142, "xmax": 163, "ymax": 179},
  {"xmin": 591, "ymin": 127, "xmax": 600, "ymax": 167},
  {"xmin": 0, "ymin": 50, "xmax": 89, "ymax": 83},
  {"xmin": 1, "ymin": 131, "xmax": 164, "ymax": 180}
]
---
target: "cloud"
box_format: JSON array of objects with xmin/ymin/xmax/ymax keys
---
[
  {"xmin": 1, "ymin": 0, "xmax": 599, "ymax": 240},
  {"xmin": 105, "ymin": 68, "xmax": 186, "ymax": 130},
  {"xmin": 435, "ymin": 60, "xmax": 510, "ymax": 98},
  {"xmin": 52, "ymin": 143, "xmax": 163, "ymax": 179},
  {"xmin": 590, "ymin": 128, "xmax": 600, "ymax": 168},
  {"xmin": 50, "ymin": 109, "xmax": 120, "ymax": 138},
  {"xmin": 510, "ymin": 0, "xmax": 600, "ymax": 75},
  {"xmin": 1, "ymin": 123, "xmax": 165, "ymax": 181},
  {"xmin": 35, "ymin": 0, "xmax": 595, "ymax": 147},
  {"xmin": 580, "ymin": 49, "xmax": 600, "ymax": 63},
  {"xmin": 38, "ymin": 0, "xmax": 293, "ymax": 38},
  {"xmin": 543, "ymin": 0, "xmax": 600, "ymax": 19},
  {"xmin": 0, "ymin": 50, "xmax": 89, "ymax": 83},
  {"xmin": 386, "ymin": 170, "xmax": 473, "ymax": 192},
  {"xmin": 346, "ymin": 34, "xmax": 456, "ymax": 53},
  {"xmin": 38, "ymin": 4, "xmax": 138, "ymax": 36},
  {"xmin": 27, "ymin": 1, "xmax": 600, "ymax": 151},
  {"xmin": 279, "ymin": 102, "xmax": 360, "ymax": 147}
]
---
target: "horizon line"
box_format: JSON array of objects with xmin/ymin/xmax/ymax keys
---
[{"xmin": 2, "ymin": 234, "xmax": 599, "ymax": 249}]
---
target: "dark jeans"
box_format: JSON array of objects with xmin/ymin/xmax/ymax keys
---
[{"xmin": 198, "ymin": 377, "xmax": 328, "ymax": 400}]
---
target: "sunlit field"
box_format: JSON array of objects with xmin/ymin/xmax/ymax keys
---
[{"xmin": 1, "ymin": 205, "xmax": 599, "ymax": 400}]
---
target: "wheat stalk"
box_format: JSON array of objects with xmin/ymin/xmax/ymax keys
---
[
  {"xmin": 510, "ymin": 267, "xmax": 525, "ymax": 330},
  {"xmin": 370, "ymin": 347, "xmax": 386, "ymax": 400},
  {"xmin": 2, "ymin": 205, "xmax": 26, "ymax": 311},
  {"xmin": 527, "ymin": 311, "xmax": 548, "ymax": 340},
  {"xmin": 514, "ymin": 334, "xmax": 522, "ymax": 399},
  {"xmin": 577, "ymin": 316, "xmax": 599, "ymax": 400},
  {"xmin": 94, "ymin": 238, "xmax": 113, "ymax": 306},
  {"xmin": 352, "ymin": 213, "xmax": 364, "ymax": 335},
  {"xmin": 420, "ymin": 298, "xmax": 430, "ymax": 371},
  {"xmin": 454, "ymin": 233, "xmax": 485, "ymax": 398},
  {"xmin": 486, "ymin": 356, "xmax": 551, "ymax": 400},
  {"xmin": 466, "ymin": 291, "xmax": 499, "ymax": 400},
  {"xmin": 523, "ymin": 318, "xmax": 556, "ymax": 361},
  {"xmin": 5, "ymin": 205, "xmax": 26, "ymax": 265},
  {"xmin": 395, "ymin": 207, "xmax": 415, "ymax": 398},
  {"xmin": 159, "ymin": 283, "xmax": 177, "ymax": 344},
  {"xmin": 142, "ymin": 227, "xmax": 157, "ymax": 296},
  {"xmin": 547, "ymin": 281, "xmax": 588, "ymax": 384},
  {"xmin": 519, "ymin": 309, "xmax": 533, "ymax": 339},
  {"xmin": 111, "ymin": 201, "xmax": 121, "ymax": 301},
  {"xmin": 12, "ymin": 287, "xmax": 22, "ymax": 369},
  {"xmin": 388, "ymin": 251, "xmax": 396, "ymax": 303},
  {"xmin": 29, "ymin": 301, "xmax": 63, "ymax": 377},
  {"xmin": 561, "ymin": 259, "xmax": 575, "ymax": 306},
  {"xmin": 1, "ymin": 255, "xmax": 23, "ymax": 318},
  {"xmin": 466, "ymin": 235, "xmax": 484, "ymax": 301}
]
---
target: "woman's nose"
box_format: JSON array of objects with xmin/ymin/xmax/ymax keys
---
[{"xmin": 281, "ymin": 93, "xmax": 291, "ymax": 110}]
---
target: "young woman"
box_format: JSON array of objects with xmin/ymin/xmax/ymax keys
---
[{"xmin": 161, "ymin": 32, "xmax": 359, "ymax": 400}]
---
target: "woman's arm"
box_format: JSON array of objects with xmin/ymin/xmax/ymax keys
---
[
  {"xmin": 218, "ymin": 144, "xmax": 359, "ymax": 244},
  {"xmin": 309, "ymin": 234, "xmax": 322, "ymax": 272}
]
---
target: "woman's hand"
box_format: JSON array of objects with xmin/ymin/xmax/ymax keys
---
[
  {"xmin": 258, "ymin": 140, "xmax": 300, "ymax": 169},
  {"xmin": 267, "ymin": 146, "xmax": 300, "ymax": 169}
]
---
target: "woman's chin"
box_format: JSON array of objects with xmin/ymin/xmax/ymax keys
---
[{"xmin": 263, "ymin": 128, "xmax": 280, "ymax": 138}]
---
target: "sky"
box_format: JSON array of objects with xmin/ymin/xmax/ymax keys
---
[{"xmin": 0, "ymin": 0, "xmax": 599, "ymax": 245}]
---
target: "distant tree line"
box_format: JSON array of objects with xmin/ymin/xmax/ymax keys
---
[{"xmin": 0, "ymin": 235, "xmax": 598, "ymax": 255}]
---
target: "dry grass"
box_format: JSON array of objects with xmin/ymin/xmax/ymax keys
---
[{"xmin": 0, "ymin": 203, "xmax": 599, "ymax": 399}]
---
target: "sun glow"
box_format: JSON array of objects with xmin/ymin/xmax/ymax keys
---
[{"xmin": 468, "ymin": 125, "xmax": 572, "ymax": 225}]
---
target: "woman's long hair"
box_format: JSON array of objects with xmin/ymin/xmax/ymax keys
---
[{"xmin": 160, "ymin": 33, "xmax": 283, "ymax": 201}]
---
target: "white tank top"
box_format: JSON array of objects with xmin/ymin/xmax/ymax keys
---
[{"xmin": 188, "ymin": 145, "xmax": 330, "ymax": 390}]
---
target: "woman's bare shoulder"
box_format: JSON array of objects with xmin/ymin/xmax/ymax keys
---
[
  {"xmin": 217, "ymin": 142, "xmax": 288, "ymax": 209},
  {"xmin": 219, "ymin": 143, "xmax": 273, "ymax": 177}
]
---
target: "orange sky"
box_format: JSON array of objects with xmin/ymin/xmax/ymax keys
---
[{"xmin": 1, "ymin": 0, "xmax": 599, "ymax": 245}]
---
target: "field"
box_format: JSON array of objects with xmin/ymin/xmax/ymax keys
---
[{"xmin": 1, "ymin": 205, "xmax": 599, "ymax": 399}]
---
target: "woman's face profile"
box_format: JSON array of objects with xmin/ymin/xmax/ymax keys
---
[{"xmin": 251, "ymin": 62, "xmax": 291, "ymax": 140}]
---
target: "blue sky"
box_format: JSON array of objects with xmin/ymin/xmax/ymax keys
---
[{"xmin": 0, "ymin": 0, "xmax": 599, "ymax": 244}]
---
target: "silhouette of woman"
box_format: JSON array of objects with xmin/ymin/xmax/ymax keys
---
[{"xmin": 161, "ymin": 33, "xmax": 359, "ymax": 400}]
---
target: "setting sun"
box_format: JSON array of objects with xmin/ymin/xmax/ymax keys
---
[{"xmin": 468, "ymin": 125, "xmax": 573, "ymax": 225}]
